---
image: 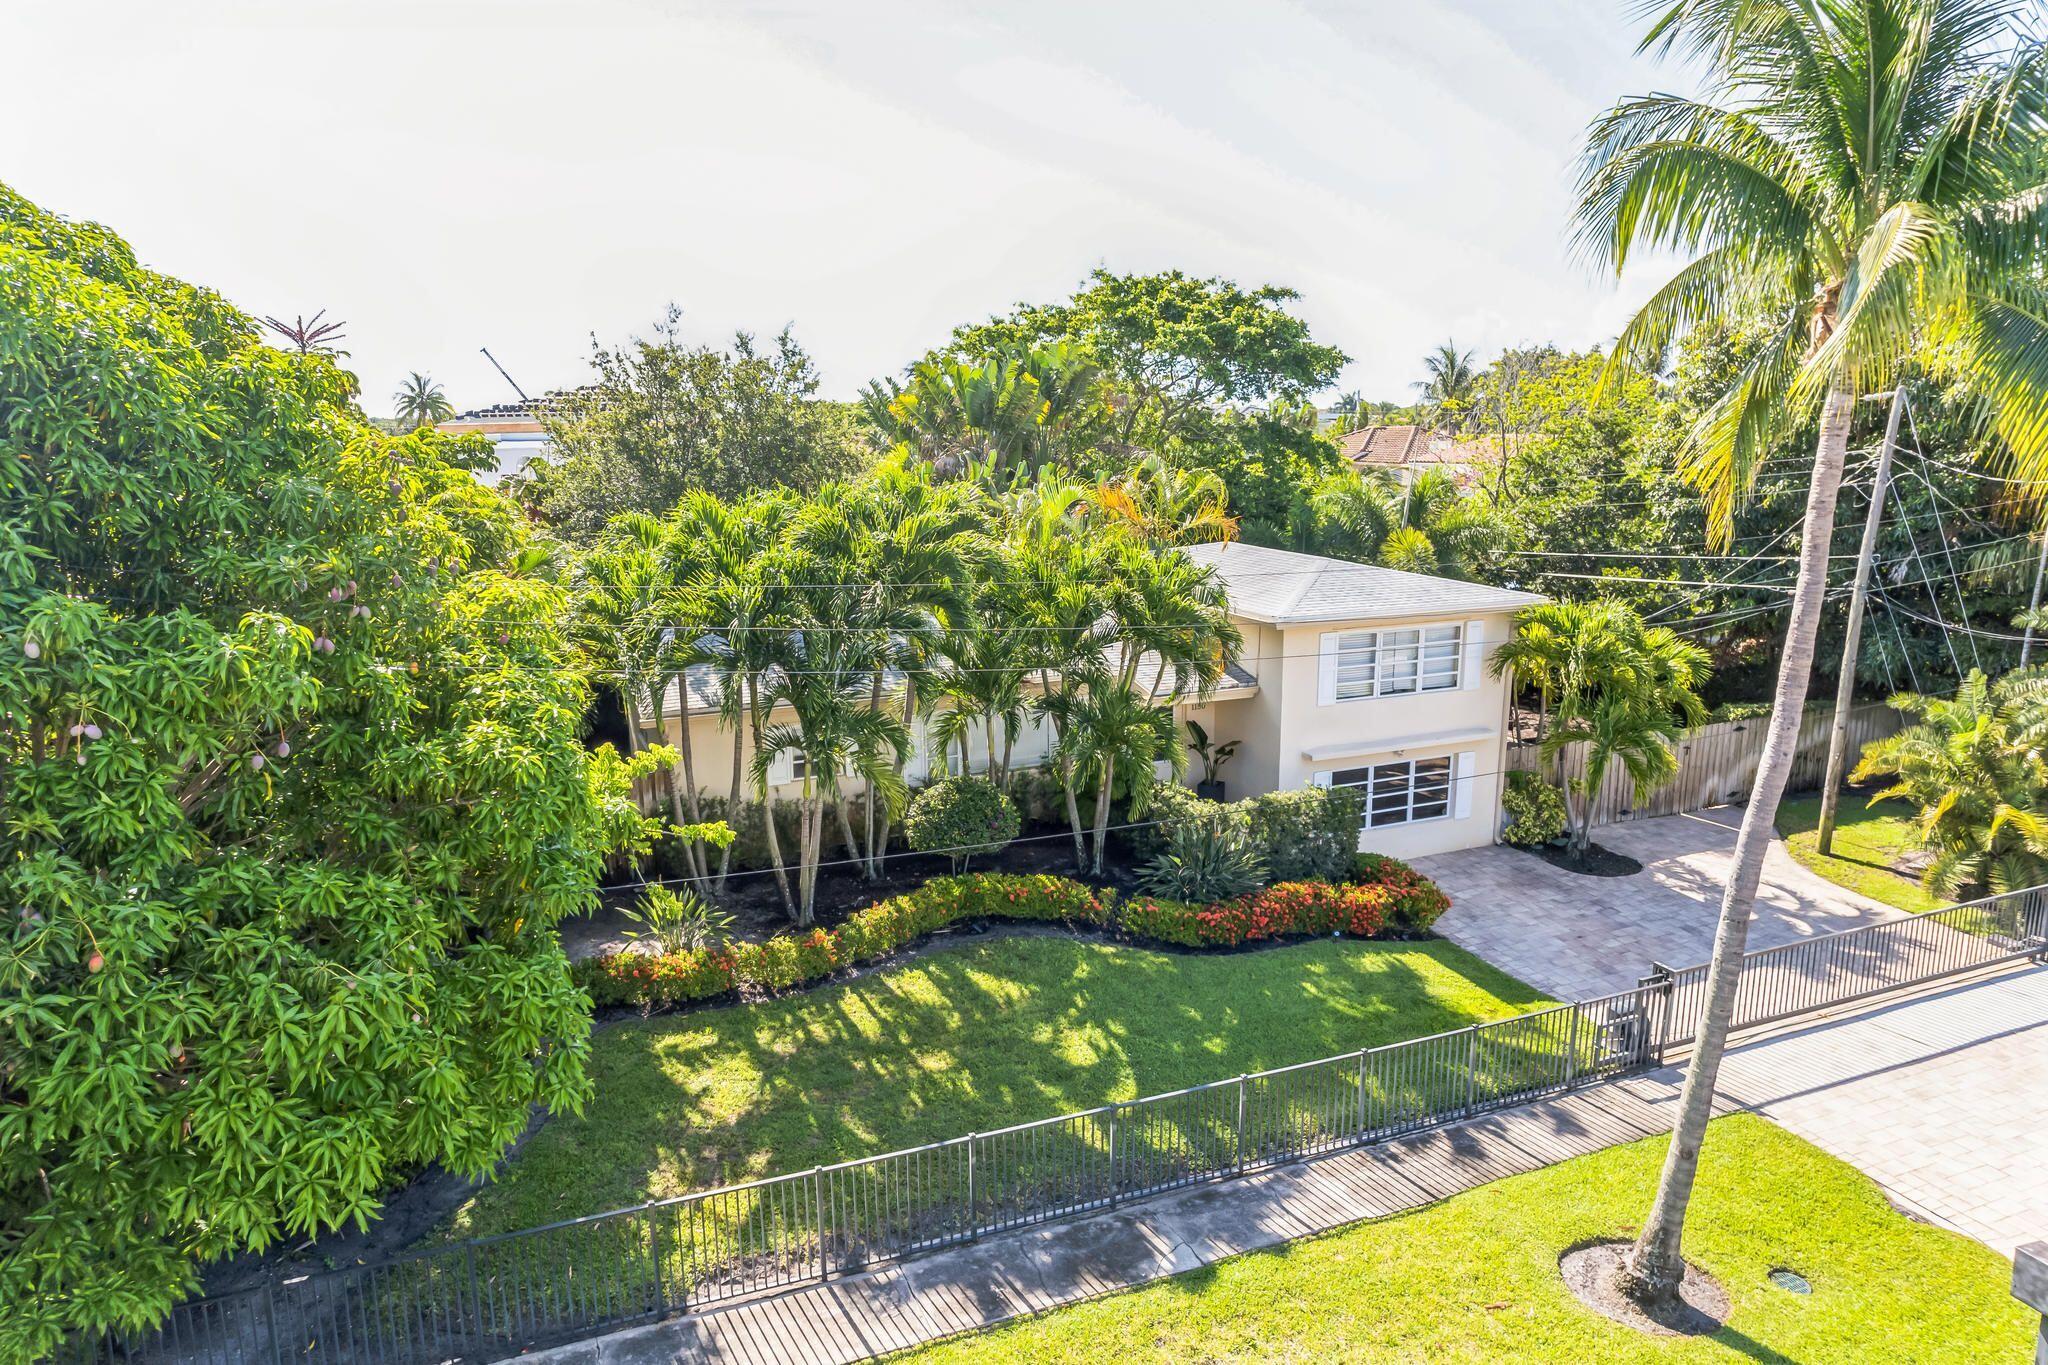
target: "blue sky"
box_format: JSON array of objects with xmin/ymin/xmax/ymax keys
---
[{"xmin": 4, "ymin": 0, "xmax": 1696, "ymax": 415}]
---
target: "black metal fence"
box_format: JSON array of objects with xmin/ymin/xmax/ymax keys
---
[{"xmin": 85, "ymin": 885, "xmax": 2048, "ymax": 1365}]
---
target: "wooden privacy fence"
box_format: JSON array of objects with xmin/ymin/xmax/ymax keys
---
[{"xmin": 1506, "ymin": 701, "xmax": 1902, "ymax": 830}]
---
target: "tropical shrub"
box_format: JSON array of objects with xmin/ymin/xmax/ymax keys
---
[
  {"xmin": 620, "ymin": 884, "xmax": 735, "ymax": 955},
  {"xmin": 0, "ymin": 185, "xmax": 639, "ymax": 1355},
  {"xmin": 904, "ymin": 776, "xmax": 1021, "ymax": 872},
  {"xmin": 1851, "ymin": 667, "xmax": 2048, "ymax": 898},
  {"xmin": 1117, "ymin": 881, "xmax": 1392, "ymax": 948},
  {"xmin": 1136, "ymin": 816, "xmax": 1268, "ymax": 902},
  {"xmin": 1348, "ymin": 852, "xmax": 1453, "ymax": 932},
  {"xmin": 1246, "ymin": 785, "xmax": 1366, "ymax": 881},
  {"xmin": 1126, "ymin": 780, "xmax": 1226, "ymax": 859},
  {"xmin": 1501, "ymin": 771, "xmax": 1568, "ymax": 848}
]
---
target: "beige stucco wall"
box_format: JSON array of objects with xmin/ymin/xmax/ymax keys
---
[{"xmin": 639, "ymin": 604, "xmax": 1519, "ymax": 860}]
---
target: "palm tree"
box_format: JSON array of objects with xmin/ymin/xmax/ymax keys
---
[
  {"xmin": 862, "ymin": 342, "xmax": 1105, "ymax": 481},
  {"xmin": 394, "ymin": 371, "xmax": 455, "ymax": 430},
  {"xmin": 1065, "ymin": 539, "xmax": 1240, "ymax": 872},
  {"xmin": 688, "ymin": 490, "xmax": 802, "ymax": 904},
  {"xmin": 1413, "ymin": 341, "xmax": 1479, "ymax": 430},
  {"xmin": 1576, "ymin": 0, "xmax": 2048, "ymax": 1309},
  {"xmin": 752, "ymin": 586, "xmax": 909, "ymax": 924},
  {"xmin": 1853, "ymin": 666, "xmax": 2048, "ymax": 896},
  {"xmin": 1496, "ymin": 602, "xmax": 1711, "ymax": 857},
  {"xmin": 1088, "ymin": 453, "xmax": 1239, "ymax": 547},
  {"xmin": 1307, "ymin": 467, "xmax": 1501, "ymax": 579},
  {"xmin": 791, "ymin": 461, "xmax": 984, "ymax": 877}
]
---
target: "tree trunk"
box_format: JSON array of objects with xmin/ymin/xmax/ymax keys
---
[
  {"xmin": 1090, "ymin": 753, "xmax": 1117, "ymax": 874},
  {"xmin": 874, "ymin": 672, "xmax": 917, "ymax": 878},
  {"xmin": 833, "ymin": 782, "xmax": 861, "ymax": 865},
  {"xmin": 863, "ymin": 669, "xmax": 885, "ymax": 878},
  {"xmin": 1620, "ymin": 382, "xmax": 1856, "ymax": 1307},
  {"xmin": 748, "ymin": 681, "xmax": 797, "ymax": 919},
  {"xmin": 718, "ymin": 685, "xmax": 745, "ymax": 895},
  {"xmin": 674, "ymin": 673, "xmax": 707, "ymax": 882}
]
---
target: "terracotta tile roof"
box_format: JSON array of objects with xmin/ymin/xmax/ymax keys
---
[{"xmin": 1335, "ymin": 426, "xmax": 1500, "ymax": 469}]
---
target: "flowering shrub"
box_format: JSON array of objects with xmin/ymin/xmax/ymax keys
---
[
  {"xmin": 573, "ymin": 946, "xmax": 737, "ymax": 1006},
  {"xmin": 575, "ymin": 862, "xmax": 1449, "ymax": 1007},
  {"xmin": 1115, "ymin": 881, "xmax": 1390, "ymax": 947},
  {"xmin": 1349, "ymin": 852, "xmax": 1452, "ymax": 932}
]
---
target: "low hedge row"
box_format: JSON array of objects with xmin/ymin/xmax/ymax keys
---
[{"xmin": 574, "ymin": 858, "xmax": 1451, "ymax": 1008}]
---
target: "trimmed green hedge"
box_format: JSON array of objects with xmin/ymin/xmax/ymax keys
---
[{"xmin": 574, "ymin": 857, "xmax": 1450, "ymax": 1008}]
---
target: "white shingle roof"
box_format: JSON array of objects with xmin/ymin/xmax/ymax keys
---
[{"xmin": 1179, "ymin": 541, "xmax": 1545, "ymax": 625}]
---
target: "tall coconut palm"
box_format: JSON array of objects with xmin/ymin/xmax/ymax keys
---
[
  {"xmin": 394, "ymin": 371, "xmax": 454, "ymax": 430},
  {"xmin": 1576, "ymin": 0, "xmax": 2048, "ymax": 1309},
  {"xmin": 1413, "ymin": 341, "xmax": 1479, "ymax": 430}
]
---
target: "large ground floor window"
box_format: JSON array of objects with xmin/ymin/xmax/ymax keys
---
[{"xmin": 1331, "ymin": 756, "xmax": 1453, "ymax": 828}]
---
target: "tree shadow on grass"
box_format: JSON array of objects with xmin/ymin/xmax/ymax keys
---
[{"xmin": 451, "ymin": 937, "xmax": 1539, "ymax": 1240}]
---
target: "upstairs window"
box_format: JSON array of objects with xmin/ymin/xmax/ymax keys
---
[{"xmin": 1329, "ymin": 624, "xmax": 1463, "ymax": 701}]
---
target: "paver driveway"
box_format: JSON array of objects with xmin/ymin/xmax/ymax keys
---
[
  {"xmin": 1419, "ymin": 807, "xmax": 2048, "ymax": 1257},
  {"xmin": 1414, "ymin": 805, "xmax": 1904, "ymax": 1000}
]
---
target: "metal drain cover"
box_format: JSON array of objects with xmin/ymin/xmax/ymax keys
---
[{"xmin": 1768, "ymin": 1268, "xmax": 1812, "ymax": 1295}]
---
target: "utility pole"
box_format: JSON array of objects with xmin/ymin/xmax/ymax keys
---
[
  {"xmin": 2022, "ymin": 527, "xmax": 2048, "ymax": 667},
  {"xmin": 1817, "ymin": 386, "xmax": 1907, "ymax": 856}
]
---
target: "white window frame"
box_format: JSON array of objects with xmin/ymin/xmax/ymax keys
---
[
  {"xmin": 1324, "ymin": 624, "xmax": 1464, "ymax": 703},
  {"xmin": 1329, "ymin": 756, "xmax": 1455, "ymax": 828}
]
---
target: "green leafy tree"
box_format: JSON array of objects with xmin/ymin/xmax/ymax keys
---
[
  {"xmin": 903, "ymin": 776, "xmax": 1020, "ymax": 874},
  {"xmin": 952, "ymin": 268, "xmax": 1348, "ymax": 447},
  {"xmin": 393, "ymin": 370, "xmax": 454, "ymax": 430},
  {"xmin": 538, "ymin": 307, "xmax": 872, "ymax": 539},
  {"xmin": 1853, "ymin": 667, "xmax": 2048, "ymax": 896},
  {"xmin": 1574, "ymin": 0, "xmax": 2048, "ymax": 1308},
  {"xmin": 0, "ymin": 186, "xmax": 642, "ymax": 1356}
]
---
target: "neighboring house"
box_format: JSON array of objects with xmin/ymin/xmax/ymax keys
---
[
  {"xmin": 436, "ymin": 389, "xmax": 590, "ymax": 485},
  {"xmin": 1335, "ymin": 424, "xmax": 1500, "ymax": 491},
  {"xmin": 635, "ymin": 542, "xmax": 1542, "ymax": 859}
]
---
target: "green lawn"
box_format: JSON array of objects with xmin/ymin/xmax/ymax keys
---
[
  {"xmin": 1777, "ymin": 793, "xmax": 1944, "ymax": 913},
  {"xmin": 894, "ymin": 1115, "xmax": 2029, "ymax": 1364},
  {"xmin": 448, "ymin": 935, "xmax": 1552, "ymax": 1238}
]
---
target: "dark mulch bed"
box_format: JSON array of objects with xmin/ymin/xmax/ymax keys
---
[
  {"xmin": 565, "ymin": 826, "xmax": 1140, "ymax": 959},
  {"xmin": 1559, "ymin": 1240, "xmax": 1730, "ymax": 1337},
  {"xmin": 1523, "ymin": 841, "xmax": 1644, "ymax": 878}
]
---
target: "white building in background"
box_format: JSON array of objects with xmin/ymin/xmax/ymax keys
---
[
  {"xmin": 436, "ymin": 390, "xmax": 592, "ymax": 485},
  {"xmin": 638, "ymin": 542, "xmax": 1543, "ymax": 859}
]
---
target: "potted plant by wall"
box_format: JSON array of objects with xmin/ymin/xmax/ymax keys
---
[{"xmin": 1187, "ymin": 720, "xmax": 1239, "ymax": 802}]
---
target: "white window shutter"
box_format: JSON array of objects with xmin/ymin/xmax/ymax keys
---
[
  {"xmin": 1453, "ymin": 750, "xmax": 1477, "ymax": 818},
  {"xmin": 1310, "ymin": 770, "xmax": 1333, "ymax": 790},
  {"xmin": 1460, "ymin": 619, "xmax": 1486, "ymax": 690},
  {"xmin": 767, "ymin": 748, "xmax": 795, "ymax": 787},
  {"xmin": 1317, "ymin": 632, "xmax": 1340, "ymax": 706}
]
